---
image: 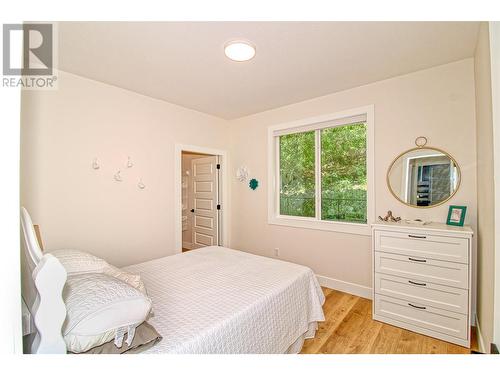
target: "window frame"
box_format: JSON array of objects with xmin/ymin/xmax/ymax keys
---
[{"xmin": 267, "ymin": 105, "xmax": 375, "ymax": 236}]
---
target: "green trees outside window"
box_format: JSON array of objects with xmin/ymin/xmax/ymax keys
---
[
  {"xmin": 279, "ymin": 130, "xmax": 316, "ymax": 217},
  {"xmin": 279, "ymin": 123, "xmax": 367, "ymax": 224}
]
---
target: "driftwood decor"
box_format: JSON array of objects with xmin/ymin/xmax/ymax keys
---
[{"xmin": 378, "ymin": 210, "xmax": 401, "ymax": 222}]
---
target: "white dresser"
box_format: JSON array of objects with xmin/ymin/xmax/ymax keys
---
[{"xmin": 372, "ymin": 221, "xmax": 473, "ymax": 347}]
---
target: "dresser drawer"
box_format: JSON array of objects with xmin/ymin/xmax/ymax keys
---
[
  {"xmin": 374, "ymin": 294, "xmax": 468, "ymax": 340},
  {"xmin": 375, "ymin": 230, "xmax": 469, "ymax": 264},
  {"xmin": 375, "ymin": 252, "xmax": 468, "ymax": 289},
  {"xmin": 375, "ymin": 273, "xmax": 468, "ymax": 314}
]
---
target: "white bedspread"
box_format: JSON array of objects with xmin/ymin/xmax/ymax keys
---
[{"xmin": 124, "ymin": 246, "xmax": 325, "ymax": 354}]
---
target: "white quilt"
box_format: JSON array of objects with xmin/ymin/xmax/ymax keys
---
[{"xmin": 124, "ymin": 246, "xmax": 325, "ymax": 354}]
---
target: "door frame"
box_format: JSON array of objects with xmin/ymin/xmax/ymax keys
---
[{"xmin": 174, "ymin": 144, "xmax": 228, "ymax": 253}]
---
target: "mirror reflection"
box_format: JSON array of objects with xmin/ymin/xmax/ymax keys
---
[{"xmin": 387, "ymin": 147, "xmax": 460, "ymax": 207}]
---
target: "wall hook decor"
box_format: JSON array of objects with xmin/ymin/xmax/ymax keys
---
[
  {"xmin": 138, "ymin": 178, "xmax": 146, "ymax": 190},
  {"xmin": 414, "ymin": 136, "xmax": 428, "ymax": 148},
  {"xmin": 114, "ymin": 170, "xmax": 123, "ymax": 182},
  {"xmin": 126, "ymin": 156, "xmax": 134, "ymax": 168},
  {"xmin": 92, "ymin": 158, "xmax": 100, "ymax": 170},
  {"xmin": 236, "ymin": 166, "xmax": 249, "ymax": 182}
]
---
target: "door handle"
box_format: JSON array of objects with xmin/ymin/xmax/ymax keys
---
[
  {"xmin": 190, "ymin": 209, "xmax": 195, "ymax": 213},
  {"xmin": 408, "ymin": 257, "xmax": 427, "ymax": 263},
  {"xmin": 408, "ymin": 303, "xmax": 426, "ymax": 310}
]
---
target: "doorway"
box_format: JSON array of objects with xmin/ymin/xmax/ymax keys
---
[
  {"xmin": 181, "ymin": 151, "xmax": 220, "ymax": 251},
  {"xmin": 175, "ymin": 144, "xmax": 227, "ymax": 253}
]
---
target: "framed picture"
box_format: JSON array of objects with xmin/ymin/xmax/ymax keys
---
[{"xmin": 446, "ymin": 205, "xmax": 467, "ymax": 226}]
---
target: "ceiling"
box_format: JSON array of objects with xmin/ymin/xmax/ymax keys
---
[{"xmin": 58, "ymin": 22, "xmax": 480, "ymax": 119}]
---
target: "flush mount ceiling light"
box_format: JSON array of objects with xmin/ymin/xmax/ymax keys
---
[{"xmin": 224, "ymin": 41, "xmax": 256, "ymax": 62}]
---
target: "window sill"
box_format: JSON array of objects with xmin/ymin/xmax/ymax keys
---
[{"xmin": 268, "ymin": 215, "xmax": 371, "ymax": 236}]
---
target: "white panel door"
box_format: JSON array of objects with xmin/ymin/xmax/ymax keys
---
[{"xmin": 191, "ymin": 156, "xmax": 219, "ymax": 248}]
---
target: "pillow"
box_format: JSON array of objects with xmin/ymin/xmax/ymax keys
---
[
  {"xmin": 73, "ymin": 322, "xmax": 162, "ymax": 354},
  {"xmin": 49, "ymin": 249, "xmax": 108, "ymax": 275},
  {"xmin": 102, "ymin": 264, "xmax": 147, "ymax": 296},
  {"xmin": 63, "ymin": 273, "xmax": 152, "ymax": 353},
  {"xmin": 50, "ymin": 249, "xmax": 147, "ymax": 295}
]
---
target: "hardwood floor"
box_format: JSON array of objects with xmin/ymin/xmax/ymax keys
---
[{"xmin": 300, "ymin": 287, "xmax": 478, "ymax": 354}]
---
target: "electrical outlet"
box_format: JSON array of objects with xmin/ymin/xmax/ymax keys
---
[{"xmin": 274, "ymin": 248, "xmax": 280, "ymax": 257}]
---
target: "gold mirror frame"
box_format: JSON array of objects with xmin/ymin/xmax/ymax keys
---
[{"xmin": 386, "ymin": 146, "xmax": 461, "ymax": 209}]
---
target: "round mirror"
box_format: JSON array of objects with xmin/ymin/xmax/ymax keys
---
[{"xmin": 387, "ymin": 147, "xmax": 461, "ymax": 208}]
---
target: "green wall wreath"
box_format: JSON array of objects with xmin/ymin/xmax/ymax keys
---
[{"xmin": 249, "ymin": 178, "xmax": 259, "ymax": 190}]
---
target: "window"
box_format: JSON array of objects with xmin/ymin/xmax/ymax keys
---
[
  {"xmin": 279, "ymin": 131, "xmax": 316, "ymax": 217},
  {"xmin": 269, "ymin": 107, "xmax": 373, "ymax": 235},
  {"xmin": 320, "ymin": 123, "xmax": 367, "ymax": 223}
]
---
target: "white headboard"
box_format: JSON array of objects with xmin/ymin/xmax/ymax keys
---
[
  {"xmin": 21, "ymin": 207, "xmax": 43, "ymax": 309},
  {"xmin": 20, "ymin": 207, "xmax": 68, "ymax": 354}
]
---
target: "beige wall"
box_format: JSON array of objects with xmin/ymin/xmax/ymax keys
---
[
  {"xmin": 228, "ymin": 59, "xmax": 477, "ymax": 301},
  {"xmin": 489, "ymin": 21, "xmax": 500, "ymax": 349},
  {"xmin": 474, "ymin": 22, "xmax": 495, "ymax": 352},
  {"xmin": 20, "ymin": 71, "xmax": 230, "ymax": 267}
]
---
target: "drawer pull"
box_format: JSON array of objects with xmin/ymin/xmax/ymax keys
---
[
  {"xmin": 408, "ymin": 280, "xmax": 427, "ymax": 287},
  {"xmin": 408, "ymin": 234, "xmax": 427, "ymax": 239},
  {"xmin": 408, "ymin": 257, "xmax": 427, "ymax": 263},
  {"xmin": 408, "ymin": 303, "xmax": 426, "ymax": 310}
]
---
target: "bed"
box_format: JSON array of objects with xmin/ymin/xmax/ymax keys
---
[{"xmin": 21, "ymin": 207, "xmax": 325, "ymax": 354}]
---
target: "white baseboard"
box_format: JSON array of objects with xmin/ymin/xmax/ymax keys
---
[
  {"xmin": 475, "ymin": 316, "xmax": 487, "ymax": 353},
  {"xmin": 182, "ymin": 241, "xmax": 193, "ymax": 250},
  {"xmin": 316, "ymin": 274, "xmax": 372, "ymax": 299}
]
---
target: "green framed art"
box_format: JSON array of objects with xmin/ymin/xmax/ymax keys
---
[{"xmin": 446, "ymin": 205, "xmax": 467, "ymax": 226}]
